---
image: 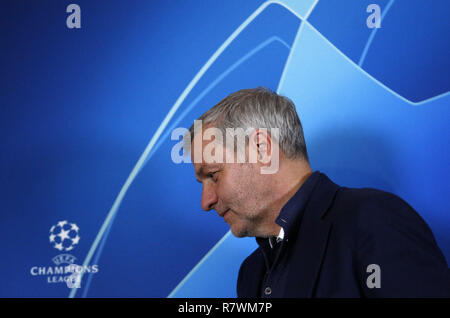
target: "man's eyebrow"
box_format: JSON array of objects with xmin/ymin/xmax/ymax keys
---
[
  {"xmin": 194, "ymin": 166, "xmax": 206, "ymax": 182},
  {"xmin": 195, "ymin": 165, "xmax": 220, "ymax": 180},
  {"xmin": 196, "ymin": 166, "xmax": 209, "ymax": 178}
]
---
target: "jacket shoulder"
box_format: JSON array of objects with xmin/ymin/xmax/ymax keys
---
[
  {"xmin": 329, "ymin": 187, "xmax": 450, "ymax": 296},
  {"xmin": 331, "ymin": 186, "xmax": 432, "ymax": 232}
]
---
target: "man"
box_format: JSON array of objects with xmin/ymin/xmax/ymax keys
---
[{"xmin": 185, "ymin": 87, "xmax": 450, "ymax": 297}]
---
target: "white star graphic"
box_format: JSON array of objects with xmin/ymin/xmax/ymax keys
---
[
  {"xmin": 49, "ymin": 234, "xmax": 55, "ymax": 242},
  {"xmin": 54, "ymin": 242, "xmax": 63, "ymax": 251},
  {"xmin": 57, "ymin": 220, "xmax": 67, "ymax": 228},
  {"xmin": 72, "ymin": 236, "xmax": 80, "ymax": 245},
  {"xmin": 58, "ymin": 229, "xmax": 70, "ymax": 241},
  {"xmin": 70, "ymin": 223, "xmax": 79, "ymax": 231}
]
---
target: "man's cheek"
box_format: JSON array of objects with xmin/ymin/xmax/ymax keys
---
[{"xmin": 216, "ymin": 184, "xmax": 229, "ymax": 201}]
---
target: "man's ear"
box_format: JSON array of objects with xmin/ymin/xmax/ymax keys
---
[{"xmin": 249, "ymin": 129, "xmax": 272, "ymax": 164}]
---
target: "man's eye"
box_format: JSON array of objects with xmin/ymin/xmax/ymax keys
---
[{"xmin": 209, "ymin": 172, "xmax": 218, "ymax": 180}]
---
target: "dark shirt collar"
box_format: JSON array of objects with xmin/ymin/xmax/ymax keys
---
[{"xmin": 256, "ymin": 170, "xmax": 322, "ymax": 248}]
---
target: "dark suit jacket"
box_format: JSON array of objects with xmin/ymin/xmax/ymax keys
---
[{"xmin": 237, "ymin": 172, "xmax": 450, "ymax": 297}]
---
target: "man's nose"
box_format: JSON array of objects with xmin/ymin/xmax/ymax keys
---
[{"xmin": 201, "ymin": 183, "xmax": 218, "ymax": 211}]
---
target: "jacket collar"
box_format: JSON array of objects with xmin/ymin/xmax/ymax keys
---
[
  {"xmin": 274, "ymin": 170, "xmax": 323, "ymax": 240},
  {"xmin": 252, "ymin": 171, "xmax": 341, "ymax": 297},
  {"xmin": 282, "ymin": 171, "xmax": 341, "ymax": 297},
  {"xmin": 255, "ymin": 170, "xmax": 321, "ymax": 257}
]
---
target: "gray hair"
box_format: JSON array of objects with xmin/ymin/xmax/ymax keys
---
[{"xmin": 186, "ymin": 87, "xmax": 309, "ymax": 161}]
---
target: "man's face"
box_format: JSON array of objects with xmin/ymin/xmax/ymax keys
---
[{"xmin": 191, "ymin": 133, "xmax": 273, "ymax": 238}]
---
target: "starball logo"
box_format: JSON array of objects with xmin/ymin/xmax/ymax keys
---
[
  {"xmin": 29, "ymin": 221, "xmax": 99, "ymax": 289},
  {"xmin": 49, "ymin": 220, "xmax": 80, "ymax": 252}
]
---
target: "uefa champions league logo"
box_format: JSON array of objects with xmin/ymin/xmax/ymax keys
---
[
  {"xmin": 30, "ymin": 220, "xmax": 99, "ymax": 290},
  {"xmin": 49, "ymin": 220, "xmax": 80, "ymax": 252}
]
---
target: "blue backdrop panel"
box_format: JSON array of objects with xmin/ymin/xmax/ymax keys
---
[{"xmin": 0, "ymin": 0, "xmax": 448, "ymax": 298}]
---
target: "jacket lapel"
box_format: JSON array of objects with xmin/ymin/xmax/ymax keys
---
[{"xmin": 284, "ymin": 173, "xmax": 340, "ymax": 297}]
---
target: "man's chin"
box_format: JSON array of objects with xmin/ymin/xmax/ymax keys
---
[{"xmin": 229, "ymin": 225, "xmax": 249, "ymax": 238}]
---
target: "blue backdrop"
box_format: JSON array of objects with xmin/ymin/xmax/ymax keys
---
[{"xmin": 0, "ymin": 0, "xmax": 448, "ymax": 298}]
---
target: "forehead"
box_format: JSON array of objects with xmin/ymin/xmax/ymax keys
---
[
  {"xmin": 190, "ymin": 129, "xmax": 227, "ymax": 179},
  {"xmin": 190, "ymin": 128, "xmax": 228, "ymax": 162}
]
